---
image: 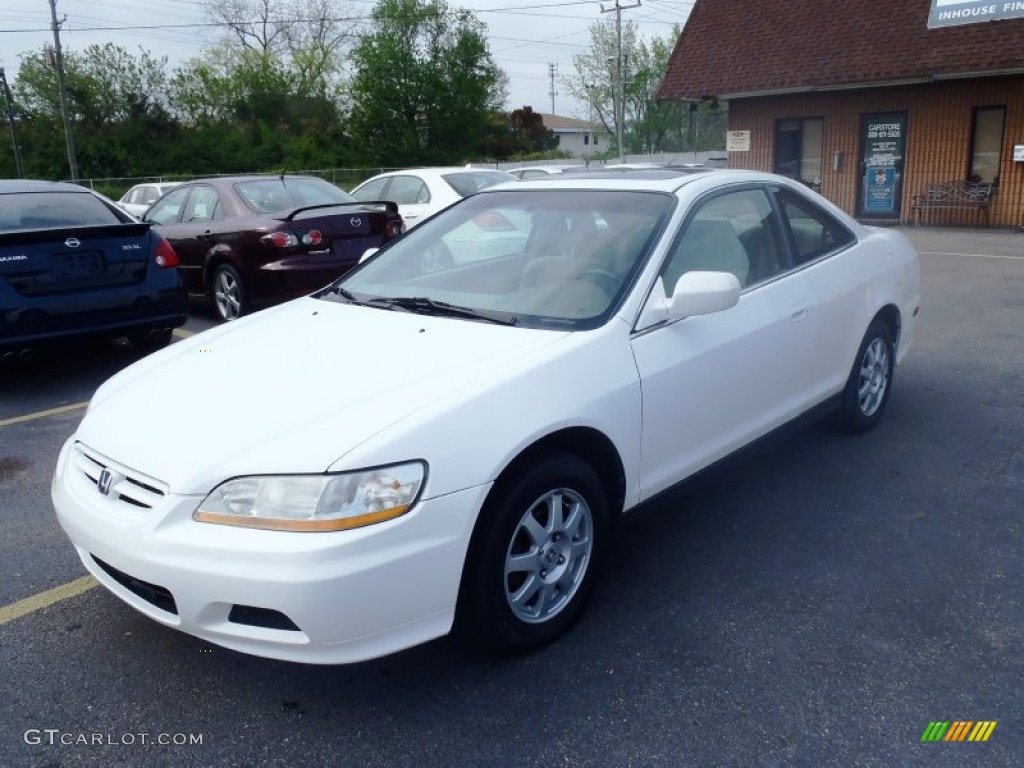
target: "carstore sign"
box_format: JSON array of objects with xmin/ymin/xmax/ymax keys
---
[{"xmin": 928, "ymin": 0, "xmax": 1024, "ymax": 28}]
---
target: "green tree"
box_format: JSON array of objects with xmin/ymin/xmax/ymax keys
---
[
  {"xmin": 564, "ymin": 21, "xmax": 724, "ymax": 154},
  {"xmin": 347, "ymin": 0, "xmax": 504, "ymax": 164},
  {"xmin": 9, "ymin": 44, "xmax": 175, "ymax": 178}
]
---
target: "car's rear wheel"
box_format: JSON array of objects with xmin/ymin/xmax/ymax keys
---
[
  {"xmin": 457, "ymin": 453, "xmax": 608, "ymax": 652},
  {"xmin": 835, "ymin": 319, "xmax": 895, "ymax": 433},
  {"xmin": 211, "ymin": 264, "xmax": 248, "ymax": 322}
]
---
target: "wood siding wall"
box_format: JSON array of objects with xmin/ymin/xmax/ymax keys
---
[{"xmin": 726, "ymin": 76, "xmax": 1024, "ymax": 228}]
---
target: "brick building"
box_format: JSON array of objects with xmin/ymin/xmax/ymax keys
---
[{"xmin": 658, "ymin": 0, "xmax": 1024, "ymax": 227}]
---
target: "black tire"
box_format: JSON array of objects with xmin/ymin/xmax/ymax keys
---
[
  {"xmin": 127, "ymin": 327, "xmax": 172, "ymax": 353},
  {"xmin": 456, "ymin": 453, "xmax": 608, "ymax": 653},
  {"xmin": 834, "ymin": 319, "xmax": 895, "ymax": 433},
  {"xmin": 210, "ymin": 264, "xmax": 248, "ymax": 322}
]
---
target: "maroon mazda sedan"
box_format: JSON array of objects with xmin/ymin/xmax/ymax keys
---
[{"xmin": 144, "ymin": 175, "xmax": 404, "ymax": 321}]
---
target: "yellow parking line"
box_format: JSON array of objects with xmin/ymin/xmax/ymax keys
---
[
  {"xmin": 0, "ymin": 401, "xmax": 88, "ymax": 429},
  {"xmin": 172, "ymin": 328, "xmax": 194, "ymax": 338},
  {"xmin": 0, "ymin": 575, "xmax": 98, "ymax": 626}
]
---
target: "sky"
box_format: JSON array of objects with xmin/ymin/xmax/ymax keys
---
[{"xmin": 0, "ymin": 0, "xmax": 692, "ymax": 119}]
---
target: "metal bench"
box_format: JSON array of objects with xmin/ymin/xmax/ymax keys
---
[{"xmin": 911, "ymin": 180, "xmax": 994, "ymax": 226}]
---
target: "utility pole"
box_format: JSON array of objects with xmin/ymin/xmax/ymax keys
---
[
  {"xmin": 48, "ymin": 0, "xmax": 79, "ymax": 181},
  {"xmin": 0, "ymin": 67, "xmax": 24, "ymax": 178},
  {"xmin": 601, "ymin": 0, "xmax": 640, "ymax": 164},
  {"xmin": 547, "ymin": 63, "xmax": 558, "ymax": 116}
]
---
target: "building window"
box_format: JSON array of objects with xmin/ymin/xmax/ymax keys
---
[
  {"xmin": 774, "ymin": 118, "xmax": 823, "ymax": 187},
  {"xmin": 584, "ymin": 134, "xmax": 589, "ymax": 146},
  {"xmin": 969, "ymin": 107, "xmax": 1005, "ymax": 185}
]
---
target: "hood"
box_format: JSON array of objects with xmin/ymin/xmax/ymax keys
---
[{"xmin": 78, "ymin": 297, "xmax": 569, "ymax": 494}]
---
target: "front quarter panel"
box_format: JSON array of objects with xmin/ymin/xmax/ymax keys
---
[{"xmin": 330, "ymin": 319, "xmax": 643, "ymax": 512}]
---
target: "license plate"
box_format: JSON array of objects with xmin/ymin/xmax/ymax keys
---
[{"xmin": 50, "ymin": 251, "xmax": 104, "ymax": 278}]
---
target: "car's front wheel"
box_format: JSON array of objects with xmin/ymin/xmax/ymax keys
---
[
  {"xmin": 211, "ymin": 264, "xmax": 248, "ymax": 322},
  {"xmin": 457, "ymin": 453, "xmax": 608, "ymax": 652},
  {"xmin": 835, "ymin": 319, "xmax": 895, "ymax": 432}
]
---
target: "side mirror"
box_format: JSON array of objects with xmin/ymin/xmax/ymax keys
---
[
  {"xmin": 359, "ymin": 247, "xmax": 379, "ymax": 264},
  {"xmin": 666, "ymin": 271, "xmax": 741, "ymax": 319}
]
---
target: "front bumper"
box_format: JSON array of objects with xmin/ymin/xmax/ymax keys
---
[{"xmin": 52, "ymin": 438, "xmax": 488, "ymax": 664}]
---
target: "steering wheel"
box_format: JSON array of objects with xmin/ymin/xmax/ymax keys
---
[
  {"xmin": 580, "ymin": 269, "xmax": 623, "ymax": 296},
  {"xmin": 420, "ymin": 240, "xmax": 455, "ymax": 273}
]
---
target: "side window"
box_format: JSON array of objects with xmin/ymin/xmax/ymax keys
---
[
  {"xmin": 387, "ymin": 175, "xmax": 430, "ymax": 205},
  {"xmin": 185, "ymin": 186, "xmax": 220, "ymax": 222},
  {"xmin": 140, "ymin": 186, "xmax": 160, "ymax": 204},
  {"xmin": 968, "ymin": 106, "xmax": 1005, "ymax": 184},
  {"xmin": 660, "ymin": 188, "xmax": 781, "ymax": 293},
  {"xmin": 352, "ymin": 177, "xmax": 388, "ymax": 202},
  {"xmin": 776, "ymin": 190, "xmax": 855, "ymax": 265},
  {"xmin": 146, "ymin": 186, "xmax": 190, "ymax": 225}
]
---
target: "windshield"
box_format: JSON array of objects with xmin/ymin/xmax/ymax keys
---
[
  {"xmin": 441, "ymin": 171, "xmax": 515, "ymax": 197},
  {"xmin": 327, "ymin": 189, "xmax": 674, "ymax": 330},
  {"xmin": 235, "ymin": 177, "xmax": 356, "ymax": 214},
  {"xmin": 0, "ymin": 191, "xmax": 123, "ymax": 232}
]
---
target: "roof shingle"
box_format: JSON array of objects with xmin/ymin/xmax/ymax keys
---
[{"xmin": 658, "ymin": 0, "xmax": 1024, "ymax": 100}]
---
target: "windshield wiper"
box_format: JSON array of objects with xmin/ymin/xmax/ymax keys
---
[
  {"xmin": 363, "ymin": 296, "xmax": 518, "ymax": 326},
  {"xmin": 318, "ymin": 284, "xmax": 359, "ymax": 303}
]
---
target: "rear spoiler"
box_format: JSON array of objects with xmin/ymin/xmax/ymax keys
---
[
  {"xmin": 284, "ymin": 200, "xmax": 400, "ymax": 221},
  {"xmin": 0, "ymin": 221, "xmax": 151, "ymax": 246}
]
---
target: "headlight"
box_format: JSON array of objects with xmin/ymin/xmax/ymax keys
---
[{"xmin": 193, "ymin": 462, "xmax": 426, "ymax": 532}]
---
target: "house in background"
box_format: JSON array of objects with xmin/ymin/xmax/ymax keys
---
[
  {"xmin": 539, "ymin": 113, "xmax": 613, "ymax": 159},
  {"xmin": 657, "ymin": 0, "xmax": 1024, "ymax": 227}
]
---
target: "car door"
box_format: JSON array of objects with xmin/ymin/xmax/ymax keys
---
[
  {"xmin": 145, "ymin": 186, "xmax": 208, "ymax": 293},
  {"xmin": 385, "ymin": 175, "xmax": 433, "ymax": 229},
  {"xmin": 630, "ymin": 185, "xmax": 820, "ymax": 500}
]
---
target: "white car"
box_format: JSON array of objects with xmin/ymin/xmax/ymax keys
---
[
  {"xmin": 52, "ymin": 170, "xmax": 920, "ymax": 664},
  {"xmin": 506, "ymin": 164, "xmax": 584, "ymax": 179},
  {"xmin": 350, "ymin": 167, "xmax": 514, "ymax": 229},
  {"xmin": 118, "ymin": 182, "xmax": 182, "ymax": 218}
]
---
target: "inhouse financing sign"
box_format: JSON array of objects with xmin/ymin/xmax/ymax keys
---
[{"xmin": 928, "ymin": 0, "xmax": 1024, "ymax": 28}]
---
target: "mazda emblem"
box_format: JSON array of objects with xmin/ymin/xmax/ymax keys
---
[
  {"xmin": 65, "ymin": 237, "xmax": 81, "ymax": 248},
  {"xmin": 350, "ymin": 217, "xmax": 362, "ymax": 228},
  {"xmin": 97, "ymin": 468, "xmax": 113, "ymax": 496}
]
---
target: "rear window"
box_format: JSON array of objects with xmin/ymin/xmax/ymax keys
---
[
  {"xmin": 0, "ymin": 191, "xmax": 122, "ymax": 232},
  {"xmin": 234, "ymin": 178, "xmax": 356, "ymax": 214},
  {"xmin": 441, "ymin": 172, "xmax": 513, "ymax": 197}
]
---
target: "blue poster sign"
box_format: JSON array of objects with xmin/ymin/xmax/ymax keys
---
[{"xmin": 864, "ymin": 167, "xmax": 896, "ymax": 213}]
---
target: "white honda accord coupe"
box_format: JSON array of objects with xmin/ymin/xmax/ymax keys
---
[{"xmin": 52, "ymin": 169, "xmax": 920, "ymax": 664}]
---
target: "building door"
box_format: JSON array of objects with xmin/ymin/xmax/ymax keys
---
[{"xmin": 856, "ymin": 112, "xmax": 907, "ymax": 220}]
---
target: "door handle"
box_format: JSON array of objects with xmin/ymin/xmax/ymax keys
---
[{"xmin": 790, "ymin": 306, "xmax": 809, "ymax": 322}]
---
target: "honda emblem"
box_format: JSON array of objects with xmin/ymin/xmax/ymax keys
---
[{"xmin": 97, "ymin": 468, "xmax": 113, "ymax": 496}]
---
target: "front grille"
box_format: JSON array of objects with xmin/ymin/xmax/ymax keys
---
[
  {"xmin": 71, "ymin": 442, "xmax": 168, "ymax": 510},
  {"xmin": 92, "ymin": 555, "xmax": 178, "ymax": 615},
  {"xmin": 228, "ymin": 605, "xmax": 301, "ymax": 632}
]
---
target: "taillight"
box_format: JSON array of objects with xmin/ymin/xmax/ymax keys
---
[
  {"xmin": 260, "ymin": 231, "xmax": 299, "ymax": 248},
  {"xmin": 384, "ymin": 220, "xmax": 405, "ymax": 241},
  {"xmin": 153, "ymin": 236, "xmax": 179, "ymax": 268},
  {"xmin": 301, "ymin": 229, "xmax": 322, "ymax": 246}
]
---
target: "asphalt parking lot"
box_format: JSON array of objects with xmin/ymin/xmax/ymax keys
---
[{"xmin": 1, "ymin": 227, "xmax": 1021, "ymax": 767}]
